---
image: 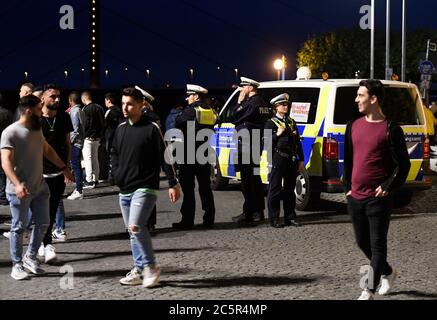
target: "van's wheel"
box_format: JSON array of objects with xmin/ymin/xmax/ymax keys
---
[
  {"xmin": 211, "ymin": 162, "xmax": 229, "ymax": 190},
  {"xmin": 295, "ymin": 169, "xmax": 320, "ymax": 211}
]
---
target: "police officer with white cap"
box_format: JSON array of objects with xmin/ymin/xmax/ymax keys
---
[
  {"xmin": 135, "ymin": 85, "xmax": 161, "ymax": 126},
  {"xmin": 135, "ymin": 85, "xmax": 162, "ymax": 234},
  {"xmin": 231, "ymin": 77, "xmax": 270, "ymax": 226},
  {"xmin": 265, "ymin": 93, "xmax": 304, "ymax": 228},
  {"xmin": 173, "ymin": 84, "xmax": 217, "ymax": 229}
]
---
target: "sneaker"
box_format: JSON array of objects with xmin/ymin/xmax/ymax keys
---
[
  {"xmin": 3, "ymin": 231, "xmax": 10, "ymax": 239},
  {"xmin": 357, "ymin": 289, "xmax": 375, "ymax": 300},
  {"xmin": 119, "ymin": 268, "xmax": 143, "ymax": 286},
  {"xmin": 378, "ymin": 268, "xmax": 397, "ymax": 295},
  {"xmin": 3, "ymin": 230, "xmax": 30, "ymax": 241},
  {"xmin": 67, "ymin": 190, "xmax": 83, "ymax": 200},
  {"xmin": 52, "ymin": 229, "xmax": 67, "ymax": 242},
  {"xmin": 82, "ymin": 181, "xmax": 95, "ymax": 189},
  {"xmin": 38, "ymin": 244, "xmax": 45, "ymax": 257},
  {"xmin": 23, "ymin": 254, "xmax": 45, "ymax": 275},
  {"xmin": 11, "ymin": 263, "xmax": 29, "ymax": 280},
  {"xmin": 41, "ymin": 244, "xmax": 57, "ymax": 263},
  {"xmin": 142, "ymin": 265, "xmax": 161, "ymax": 288}
]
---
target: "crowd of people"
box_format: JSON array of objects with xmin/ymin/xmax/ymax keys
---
[{"xmin": 0, "ymin": 78, "xmax": 413, "ymax": 299}]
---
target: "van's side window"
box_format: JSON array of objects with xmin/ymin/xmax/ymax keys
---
[
  {"xmin": 258, "ymin": 88, "xmax": 320, "ymax": 124},
  {"xmin": 334, "ymin": 86, "xmax": 422, "ymax": 125}
]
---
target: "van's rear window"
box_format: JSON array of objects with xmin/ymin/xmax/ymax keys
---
[{"xmin": 334, "ymin": 86, "xmax": 422, "ymax": 125}]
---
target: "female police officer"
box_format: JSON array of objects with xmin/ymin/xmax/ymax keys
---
[{"xmin": 265, "ymin": 93, "xmax": 304, "ymax": 228}]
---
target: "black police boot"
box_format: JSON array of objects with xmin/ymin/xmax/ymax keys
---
[
  {"xmin": 232, "ymin": 213, "xmax": 246, "ymax": 222},
  {"xmin": 284, "ymin": 219, "xmax": 301, "ymax": 227},
  {"xmin": 270, "ymin": 219, "xmax": 284, "ymax": 228},
  {"xmin": 172, "ymin": 220, "xmax": 194, "ymax": 230},
  {"xmin": 253, "ymin": 212, "xmax": 265, "ymax": 222}
]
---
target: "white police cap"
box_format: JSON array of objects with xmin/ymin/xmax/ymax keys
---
[
  {"xmin": 135, "ymin": 85, "xmax": 155, "ymax": 103},
  {"xmin": 186, "ymin": 84, "xmax": 208, "ymax": 95},
  {"xmin": 240, "ymin": 77, "xmax": 260, "ymax": 88},
  {"xmin": 270, "ymin": 93, "xmax": 290, "ymax": 105}
]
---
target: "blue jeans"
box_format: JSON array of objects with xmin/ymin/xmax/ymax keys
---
[
  {"xmin": 7, "ymin": 183, "xmax": 50, "ymax": 264},
  {"xmin": 119, "ymin": 191, "xmax": 157, "ymax": 271},
  {"xmin": 55, "ymin": 200, "xmax": 65, "ymax": 231},
  {"xmin": 71, "ymin": 145, "xmax": 83, "ymax": 193}
]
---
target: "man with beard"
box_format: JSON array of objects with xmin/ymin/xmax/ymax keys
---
[
  {"xmin": 38, "ymin": 84, "xmax": 74, "ymax": 263},
  {"xmin": 1, "ymin": 95, "xmax": 73, "ymax": 280}
]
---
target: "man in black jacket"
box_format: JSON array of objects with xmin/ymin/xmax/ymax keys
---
[
  {"xmin": 0, "ymin": 93, "xmax": 13, "ymax": 205},
  {"xmin": 103, "ymin": 92, "xmax": 122, "ymax": 183},
  {"xmin": 81, "ymin": 91, "xmax": 105, "ymax": 188},
  {"xmin": 111, "ymin": 87, "xmax": 180, "ymax": 288},
  {"xmin": 343, "ymin": 79, "xmax": 410, "ymax": 300}
]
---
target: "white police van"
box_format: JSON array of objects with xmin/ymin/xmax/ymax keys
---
[{"xmin": 211, "ymin": 79, "xmax": 432, "ymax": 210}]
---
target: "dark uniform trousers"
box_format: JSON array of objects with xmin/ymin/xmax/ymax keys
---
[
  {"xmin": 179, "ymin": 163, "xmax": 215, "ymax": 225},
  {"xmin": 267, "ymin": 152, "xmax": 298, "ymax": 222},
  {"xmin": 238, "ymin": 140, "xmax": 265, "ymax": 219}
]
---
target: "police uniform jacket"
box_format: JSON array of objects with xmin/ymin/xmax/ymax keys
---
[
  {"xmin": 232, "ymin": 94, "xmax": 269, "ymax": 132},
  {"xmin": 265, "ymin": 115, "xmax": 304, "ymax": 161}
]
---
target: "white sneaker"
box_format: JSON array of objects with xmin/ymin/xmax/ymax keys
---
[
  {"xmin": 379, "ymin": 268, "xmax": 397, "ymax": 295},
  {"xmin": 11, "ymin": 263, "xmax": 29, "ymax": 280},
  {"xmin": 41, "ymin": 244, "xmax": 57, "ymax": 263},
  {"xmin": 67, "ymin": 190, "xmax": 83, "ymax": 200},
  {"xmin": 52, "ymin": 229, "xmax": 67, "ymax": 242},
  {"xmin": 38, "ymin": 244, "xmax": 45, "ymax": 257},
  {"xmin": 358, "ymin": 289, "xmax": 375, "ymax": 300},
  {"xmin": 142, "ymin": 265, "xmax": 161, "ymax": 288},
  {"xmin": 3, "ymin": 230, "xmax": 30, "ymax": 242},
  {"xmin": 23, "ymin": 254, "xmax": 45, "ymax": 275},
  {"xmin": 119, "ymin": 268, "xmax": 143, "ymax": 286}
]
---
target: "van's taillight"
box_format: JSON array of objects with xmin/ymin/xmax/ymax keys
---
[
  {"xmin": 323, "ymin": 137, "xmax": 338, "ymax": 160},
  {"xmin": 424, "ymin": 137, "xmax": 430, "ymax": 160}
]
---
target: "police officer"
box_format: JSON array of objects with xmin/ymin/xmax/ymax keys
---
[
  {"xmin": 231, "ymin": 77, "xmax": 270, "ymax": 226},
  {"xmin": 265, "ymin": 93, "xmax": 304, "ymax": 228},
  {"xmin": 173, "ymin": 84, "xmax": 217, "ymax": 229}
]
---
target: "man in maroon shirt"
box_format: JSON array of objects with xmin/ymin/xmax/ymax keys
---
[{"xmin": 343, "ymin": 79, "xmax": 410, "ymax": 300}]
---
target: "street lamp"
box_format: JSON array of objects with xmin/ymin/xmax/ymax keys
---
[
  {"xmin": 189, "ymin": 68, "xmax": 194, "ymax": 80},
  {"xmin": 64, "ymin": 70, "xmax": 69, "ymax": 80},
  {"xmin": 24, "ymin": 71, "xmax": 28, "ymax": 81},
  {"xmin": 146, "ymin": 69, "xmax": 150, "ymax": 79},
  {"xmin": 273, "ymin": 58, "xmax": 283, "ymax": 80},
  {"xmin": 105, "ymin": 69, "xmax": 109, "ymax": 77}
]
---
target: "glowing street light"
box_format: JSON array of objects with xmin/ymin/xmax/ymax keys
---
[
  {"xmin": 189, "ymin": 68, "xmax": 194, "ymax": 80},
  {"xmin": 105, "ymin": 69, "xmax": 109, "ymax": 77},
  {"xmin": 146, "ymin": 69, "xmax": 150, "ymax": 79},
  {"xmin": 64, "ymin": 70, "xmax": 69, "ymax": 79},
  {"xmin": 24, "ymin": 71, "xmax": 28, "ymax": 80},
  {"xmin": 273, "ymin": 58, "xmax": 283, "ymax": 80}
]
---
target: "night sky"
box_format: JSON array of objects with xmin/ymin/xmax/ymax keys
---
[{"xmin": 0, "ymin": 0, "xmax": 436, "ymax": 90}]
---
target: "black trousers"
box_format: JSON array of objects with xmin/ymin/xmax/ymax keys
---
[
  {"xmin": 240, "ymin": 164, "xmax": 265, "ymax": 219},
  {"xmin": 267, "ymin": 153, "xmax": 298, "ymax": 222},
  {"xmin": 42, "ymin": 175, "xmax": 66, "ymax": 246},
  {"xmin": 179, "ymin": 164, "xmax": 215, "ymax": 225},
  {"xmin": 347, "ymin": 195, "xmax": 393, "ymax": 292},
  {"xmin": 0, "ymin": 162, "xmax": 7, "ymax": 204}
]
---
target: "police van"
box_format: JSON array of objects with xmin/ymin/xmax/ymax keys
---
[{"xmin": 211, "ymin": 79, "xmax": 432, "ymax": 210}]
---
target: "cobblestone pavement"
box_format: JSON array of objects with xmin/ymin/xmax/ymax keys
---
[{"xmin": 0, "ymin": 176, "xmax": 436, "ymax": 300}]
